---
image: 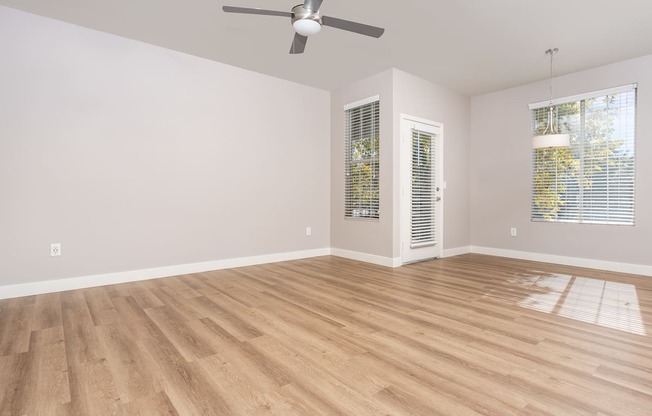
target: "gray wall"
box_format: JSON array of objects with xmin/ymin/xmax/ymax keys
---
[
  {"xmin": 5, "ymin": 6, "xmax": 650, "ymax": 292},
  {"xmin": 393, "ymin": 69, "xmax": 472, "ymax": 256},
  {"xmin": 470, "ymin": 55, "xmax": 652, "ymax": 265},
  {"xmin": 330, "ymin": 69, "xmax": 472, "ymax": 260},
  {"xmin": 0, "ymin": 7, "xmax": 331, "ymax": 286},
  {"xmin": 330, "ymin": 70, "xmax": 394, "ymax": 258}
]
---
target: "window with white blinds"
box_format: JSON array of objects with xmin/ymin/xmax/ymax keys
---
[
  {"xmin": 531, "ymin": 85, "xmax": 636, "ymax": 225},
  {"xmin": 411, "ymin": 130, "xmax": 436, "ymax": 247},
  {"xmin": 345, "ymin": 98, "xmax": 380, "ymax": 219}
]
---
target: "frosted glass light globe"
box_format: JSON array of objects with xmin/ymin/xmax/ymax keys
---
[{"xmin": 293, "ymin": 19, "xmax": 321, "ymax": 36}]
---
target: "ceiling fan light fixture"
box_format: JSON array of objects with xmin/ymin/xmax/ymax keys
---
[
  {"xmin": 293, "ymin": 19, "xmax": 322, "ymax": 36},
  {"xmin": 223, "ymin": 1, "xmax": 385, "ymax": 54}
]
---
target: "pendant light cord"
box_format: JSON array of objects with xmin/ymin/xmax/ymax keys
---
[{"xmin": 548, "ymin": 48, "xmax": 555, "ymax": 106}]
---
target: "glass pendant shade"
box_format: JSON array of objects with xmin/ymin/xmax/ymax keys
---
[
  {"xmin": 532, "ymin": 48, "xmax": 570, "ymax": 149},
  {"xmin": 532, "ymin": 133, "xmax": 570, "ymax": 148},
  {"xmin": 532, "ymin": 106, "xmax": 570, "ymax": 149}
]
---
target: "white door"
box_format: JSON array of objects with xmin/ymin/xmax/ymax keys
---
[{"xmin": 401, "ymin": 116, "xmax": 443, "ymax": 264}]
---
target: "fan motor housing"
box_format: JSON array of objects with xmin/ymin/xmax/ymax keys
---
[{"xmin": 291, "ymin": 4, "xmax": 322, "ymax": 25}]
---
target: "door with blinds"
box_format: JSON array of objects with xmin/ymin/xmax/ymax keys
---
[{"xmin": 401, "ymin": 116, "xmax": 443, "ymax": 264}]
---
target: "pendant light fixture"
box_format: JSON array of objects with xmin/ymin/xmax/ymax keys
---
[{"xmin": 532, "ymin": 48, "xmax": 570, "ymax": 149}]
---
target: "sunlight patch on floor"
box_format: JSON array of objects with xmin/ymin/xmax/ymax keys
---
[{"xmin": 517, "ymin": 274, "xmax": 646, "ymax": 336}]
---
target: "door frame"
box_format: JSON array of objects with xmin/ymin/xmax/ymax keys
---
[{"xmin": 400, "ymin": 114, "xmax": 444, "ymax": 264}]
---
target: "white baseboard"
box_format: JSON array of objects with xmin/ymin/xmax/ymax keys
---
[
  {"xmin": 0, "ymin": 248, "xmax": 331, "ymax": 300},
  {"xmin": 442, "ymin": 246, "xmax": 472, "ymax": 258},
  {"xmin": 330, "ymin": 248, "xmax": 401, "ymax": 268},
  {"xmin": 5, "ymin": 245, "xmax": 648, "ymax": 300},
  {"xmin": 471, "ymin": 246, "xmax": 652, "ymax": 277}
]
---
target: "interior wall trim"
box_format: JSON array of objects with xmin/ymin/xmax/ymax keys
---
[
  {"xmin": 0, "ymin": 248, "xmax": 331, "ymax": 300},
  {"xmin": 471, "ymin": 246, "xmax": 652, "ymax": 277},
  {"xmin": 330, "ymin": 248, "xmax": 402, "ymax": 268},
  {"xmin": 442, "ymin": 246, "xmax": 472, "ymax": 258},
  {"xmin": 4, "ymin": 245, "xmax": 648, "ymax": 300}
]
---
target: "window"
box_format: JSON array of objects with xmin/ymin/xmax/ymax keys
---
[
  {"xmin": 531, "ymin": 85, "xmax": 636, "ymax": 225},
  {"xmin": 345, "ymin": 97, "xmax": 380, "ymax": 219},
  {"xmin": 411, "ymin": 128, "xmax": 437, "ymax": 246}
]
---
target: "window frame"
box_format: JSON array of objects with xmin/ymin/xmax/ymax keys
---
[
  {"xmin": 344, "ymin": 96, "xmax": 380, "ymax": 220},
  {"xmin": 530, "ymin": 84, "xmax": 637, "ymax": 226}
]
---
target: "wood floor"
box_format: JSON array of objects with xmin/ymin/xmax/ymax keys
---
[{"xmin": 1, "ymin": 254, "xmax": 652, "ymax": 415}]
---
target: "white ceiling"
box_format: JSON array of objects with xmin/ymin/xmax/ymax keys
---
[{"xmin": 3, "ymin": 0, "xmax": 652, "ymax": 96}]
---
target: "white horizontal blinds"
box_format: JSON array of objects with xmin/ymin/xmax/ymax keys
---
[
  {"xmin": 532, "ymin": 106, "xmax": 581, "ymax": 222},
  {"xmin": 411, "ymin": 129, "xmax": 436, "ymax": 247},
  {"xmin": 345, "ymin": 99, "xmax": 380, "ymax": 219},
  {"xmin": 531, "ymin": 87, "xmax": 636, "ymax": 225}
]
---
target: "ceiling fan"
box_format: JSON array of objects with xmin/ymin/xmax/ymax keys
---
[{"xmin": 223, "ymin": 0, "xmax": 385, "ymax": 54}]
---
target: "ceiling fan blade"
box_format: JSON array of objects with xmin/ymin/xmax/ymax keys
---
[
  {"xmin": 322, "ymin": 15, "xmax": 385, "ymax": 38},
  {"xmin": 222, "ymin": 6, "xmax": 291, "ymax": 18},
  {"xmin": 290, "ymin": 33, "xmax": 308, "ymax": 54},
  {"xmin": 290, "ymin": 33, "xmax": 308, "ymax": 55},
  {"xmin": 303, "ymin": 0, "xmax": 324, "ymax": 12}
]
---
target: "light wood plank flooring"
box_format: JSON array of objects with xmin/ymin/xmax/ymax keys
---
[{"xmin": 1, "ymin": 254, "xmax": 652, "ymax": 415}]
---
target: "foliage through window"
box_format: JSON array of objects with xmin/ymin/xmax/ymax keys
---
[
  {"xmin": 531, "ymin": 86, "xmax": 636, "ymax": 225},
  {"xmin": 345, "ymin": 99, "xmax": 380, "ymax": 219}
]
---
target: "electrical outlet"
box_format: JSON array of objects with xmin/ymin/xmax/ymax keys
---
[
  {"xmin": 306, "ymin": 227, "xmax": 312, "ymax": 236},
  {"xmin": 510, "ymin": 228, "xmax": 517, "ymax": 237},
  {"xmin": 50, "ymin": 243, "xmax": 61, "ymax": 256}
]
